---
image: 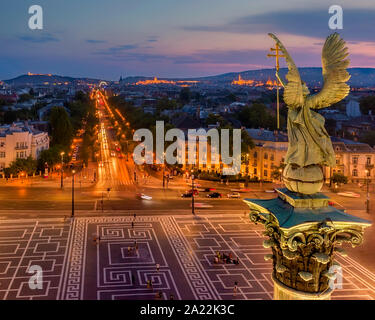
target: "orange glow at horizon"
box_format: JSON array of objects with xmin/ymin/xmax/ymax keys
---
[
  {"xmin": 28, "ymin": 72, "xmax": 52, "ymax": 76},
  {"xmin": 135, "ymin": 77, "xmax": 199, "ymax": 86},
  {"xmin": 231, "ymin": 75, "xmax": 255, "ymax": 86},
  {"xmin": 232, "ymin": 75, "xmax": 278, "ymax": 89}
]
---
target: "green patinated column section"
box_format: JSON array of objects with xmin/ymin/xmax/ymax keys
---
[{"xmin": 244, "ymin": 189, "xmax": 371, "ymax": 300}]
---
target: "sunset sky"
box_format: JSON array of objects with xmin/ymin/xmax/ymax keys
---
[{"xmin": 1, "ymin": 0, "xmax": 375, "ymax": 80}]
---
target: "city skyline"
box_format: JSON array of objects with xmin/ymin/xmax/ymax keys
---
[{"xmin": 1, "ymin": 0, "xmax": 375, "ymax": 80}]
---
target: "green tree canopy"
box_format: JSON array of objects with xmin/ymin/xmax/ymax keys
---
[
  {"xmin": 331, "ymin": 173, "xmax": 348, "ymax": 184},
  {"xmin": 5, "ymin": 156, "xmax": 37, "ymax": 176},
  {"xmin": 360, "ymin": 130, "xmax": 375, "ymax": 147},
  {"xmin": 360, "ymin": 96, "xmax": 375, "ymax": 115},
  {"xmin": 37, "ymin": 145, "xmax": 67, "ymax": 170},
  {"xmin": 237, "ymin": 103, "xmax": 282, "ymax": 130},
  {"xmin": 179, "ymin": 87, "xmax": 191, "ymax": 104},
  {"xmin": 49, "ymin": 107, "xmax": 73, "ymax": 147},
  {"xmin": 241, "ymin": 129, "xmax": 255, "ymax": 154},
  {"xmin": 18, "ymin": 93, "xmax": 33, "ymax": 103},
  {"xmin": 206, "ymin": 113, "xmax": 228, "ymax": 127}
]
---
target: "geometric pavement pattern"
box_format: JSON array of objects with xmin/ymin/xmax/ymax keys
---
[{"xmin": 0, "ymin": 214, "xmax": 374, "ymax": 300}]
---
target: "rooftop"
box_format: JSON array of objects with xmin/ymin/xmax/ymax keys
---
[{"xmin": 246, "ymin": 128, "xmax": 288, "ymax": 142}]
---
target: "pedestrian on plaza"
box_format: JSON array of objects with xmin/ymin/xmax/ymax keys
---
[
  {"xmin": 131, "ymin": 221, "xmax": 134, "ymax": 228},
  {"xmin": 156, "ymin": 263, "xmax": 160, "ymax": 272},
  {"xmin": 236, "ymin": 257, "xmax": 240, "ymax": 265},
  {"xmin": 169, "ymin": 294, "xmax": 174, "ymax": 300},
  {"xmin": 149, "ymin": 280, "xmax": 153, "ymax": 290},
  {"xmin": 128, "ymin": 246, "xmax": 131, "ymax": 255},
  {"xmin": 134, "ymin": 213, "xmax": 136, "ymax": 220},
  {"xmin": 234, "ymin": 281, "xmax": 238, "ymax": 297}
]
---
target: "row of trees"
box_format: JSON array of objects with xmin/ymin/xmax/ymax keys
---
[
  {"xmin": 3, "ymin": 91, "xmax": 96, "ymax": 176},
  {"xmin": 236, "ymin": 103, "xmax": 285, "ymax": 131}
]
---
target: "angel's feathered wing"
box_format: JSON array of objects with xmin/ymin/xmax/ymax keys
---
[
  {"xmin": 306, "ymin": 33, "xmax": 350, "ymax": 109},
  {"xmin": 268, "ymin": 33, "xmax": 304, "ymax": 108}
]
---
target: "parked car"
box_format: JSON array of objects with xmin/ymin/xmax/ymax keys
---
[
  {"xmin": 227, "ymin": 192, "xmax": 241, "ymax": 198},
  {"xmin": 181, "ymin": 192, "xmax": 194, "ymax": 198},
  {"xmin": 188, "ymin": 189, "xmax": 199, "ymax": 195},
  {"xmin": 207, "ymin": 192, "xmax": 222, "ymax": 198}
]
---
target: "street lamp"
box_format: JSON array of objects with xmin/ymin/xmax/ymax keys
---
[
  {"xmin": 365, "ymin": 168, "xmax": 371, "ymax": 214},
  {"xmin": 71, "ymin": 169, "xmax": 75, "ymax": 218},
  {"xmin": 191, "ymin": 169, "xmax": 195, "ymax": 215},
  {"xmin": 162, "ymin": 152, "xmax": 166, "ymax": 188},
  {"xmin": 60, "ymin": 152, "xmax": 65, "ymax": 188},
  {"xmin": 245, "ymin": 153, "xmax": 249, "ymax": 187}
]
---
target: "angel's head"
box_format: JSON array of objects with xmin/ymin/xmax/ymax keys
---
[{"xmin": 301, "ymin": 81, "xmax": 310, "ymax": 97}]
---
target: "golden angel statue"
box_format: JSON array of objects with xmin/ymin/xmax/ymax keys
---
[{"xmin": 269, "ymin": 33, "xmax": 350, "ymax": 194}]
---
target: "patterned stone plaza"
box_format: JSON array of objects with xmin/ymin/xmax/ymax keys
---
[{"xmin": 0, "ymin": 214, "xmax": 374, "ymax": 300}]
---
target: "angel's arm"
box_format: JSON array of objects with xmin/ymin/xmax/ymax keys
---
[
  {"xmin": 275, "ymin": 71, "xmax": 286, "ymax": 88},
  {"xmin": 268, "ymin": 33, "xmax": 304, "ymax": 108}
]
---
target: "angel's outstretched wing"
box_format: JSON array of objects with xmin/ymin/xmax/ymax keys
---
[
  {"xmin": 306, "ymin": 33, "xmax": 350, "ymax": 109},
  {"xmin": 268, "ymin": 33, "xmax": 304, "ymax": 108}
]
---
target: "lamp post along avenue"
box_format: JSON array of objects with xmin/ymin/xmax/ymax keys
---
[
  {"xmin": 365, "ymin": 165, "xmax": 373, "ymax": 213},
  {"xmin": 60, "ymin": 152, "xmax": 65, "ymax": 188},
  {"xmin": 191, "ymin": 170, "xmax": 195, "ymax": 215},
  {"xmin": 71, "ymin": 169, "xmax": 75, "ymax": 218}
]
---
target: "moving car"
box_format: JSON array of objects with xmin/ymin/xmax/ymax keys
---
[
  {"xmin": 207, "ymin": 192, "xmax": 222, "ymax": 198},
  {"xmin": 191, "ymin": 203, "xmax": 213, "ymax": 208},
  {"xmin": 337, "ymin": 192, "xmax": 360, "ymax": 198},
  {"xmin": 227, "ymin": 192, "xmax": 241, "ymax": 198},
  {"xmin": 203, "ymin": 187, "xmax": 216, "ymax": 192},
  {"xmin": 136, "ymin": 193, "xmax": 152, "ymax": 200}
]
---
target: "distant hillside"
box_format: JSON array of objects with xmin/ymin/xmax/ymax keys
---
[
  {"xmin": 120, "ymin": 68, "xmax": 375, "ymax": 88},
  {"xmin": 4, "ymin": 68, "xmax": 375, "ymax": 88},
  {"xmin": 197, "ymin": 68, "xmax": 375, "ymax": 88},
  {"xmin": 3, "ymin": 74, "xmax": 102, "ymax": 86}
]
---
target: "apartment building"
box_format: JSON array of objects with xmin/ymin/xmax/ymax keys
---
[
  {"xmin": 0, "ymin": 122, "xmax": 49, "ymax": 170},
  {"xmin": 179, "ymin": 128, "xmax": 375, "ymax": 182}
]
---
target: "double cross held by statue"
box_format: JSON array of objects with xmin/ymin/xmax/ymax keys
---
[{"xmin": 268, "ymin": 43, "xmax": 285, "ymax": 130}]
